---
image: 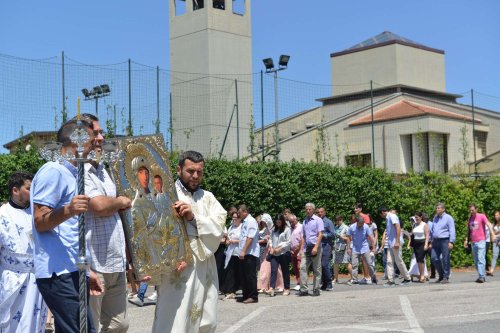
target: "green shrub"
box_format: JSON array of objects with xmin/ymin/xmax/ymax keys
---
[{"xmin": 1, "ymin": 150, "xmax": 498, "ymax": 269}]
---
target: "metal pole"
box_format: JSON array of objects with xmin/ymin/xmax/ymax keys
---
[
  {"xmin": 62, "ymin": 51, "xmax": 66, "ymax": 123},
  {"xmin": 274, "ymin": 71, "xmax": 279, "ymax": 161},
  {"xmin": 156, "ymin": 66, "xmax": 160, "ymax": 134},
  {"xmin": 95, "ymin": 98, "xmax": 98, "ymax": 117},
  {"xmin": 76, "ymin": 158, "xmax": 88, "ymax": 333},
  {"xmin": 128, "ymin": 59, "xmax": 132, "ymax": 136},
  {"xmin": 471, "ymin": 89, "xmax": 477, "ymax": 177},
  {"xmin": 169, "ymin": 93, "xmax": 173, "ymax": 153},
  {"xmin": 235, "ymin": 79, "xmax": 240, "ymax": 160},
  {"xmin": 261, "ymin": 70, "xmax": 265, "ymax": 161},
  {"xmin": 370, "ymin": 80, "xmax": 375, "ymax": 168},
  {"xmin": 113, "ymin": 105, "xmax": 117, "ymax": 137}
]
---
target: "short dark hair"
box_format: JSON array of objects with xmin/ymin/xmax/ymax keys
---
[
  {"xmin": 57, "ymin": 119, "xmax": 92, "ymax": 147},
  {"xmin": 335, "ymin": 215, "xmax": 343, "ymax": 222},
  {"xmin": 8, "ymin": 172, "xmax": 33, "ymax": 196},
  {"xmin": 469, "ymin": 203, "xmax": 477, "ymax": 209},
  {"xmin": 238, "ymin": 204, "xmax": 249, "ymax": 213},
  {"xmin": 355, "ymin": 202, "xmax": 363, "ymax": 209},
  {"xmin": 178, "ymin": 150, "xmax": 204, "ymax": 168},
  {"xmin": 69, "ymin": 113, "xmax": 99, "ymax": 129},
  {"xmin": 378, "ymin": 206, "xmax": 389, "ymax": 214}
]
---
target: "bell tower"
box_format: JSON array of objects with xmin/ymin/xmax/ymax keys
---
[{"xmin": 169, "ymin": 0, "xmax": 253, "ymax": 158}]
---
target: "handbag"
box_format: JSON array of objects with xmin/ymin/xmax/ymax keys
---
[
  {"xmin": 465, "ymin": 222, "xmax": 472, "ymax": 255},
  {"xmin": 266, "ymin": 253, "xmax": 272, "ymax": 261}
]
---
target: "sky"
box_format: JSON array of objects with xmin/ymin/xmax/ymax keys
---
[
  {"xmin": 1, "ymin": 0, "xmax": 500, "ymax": 150},
  {"xmin": 1, "ymin": 1, "xmax": 499, "ymax": 93}
]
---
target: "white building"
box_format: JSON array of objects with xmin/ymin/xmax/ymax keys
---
[{"xmin": 255, "ymin": 32, "xmax": 500, "ymax": 175}]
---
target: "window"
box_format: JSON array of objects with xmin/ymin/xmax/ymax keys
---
[
  {"xmin": 345, "ymin": 154, "xmax": 371, "ymax": 167},
  {"xmin": 193, "ymin": 0, "xmax": 204, "ymax": 10},
  {"xmin": 213, "ymin": 0, "xmax": 225, "ymax": 10},
  {"xmin": 174, "ymin": 0, "xmax": 186, "ymax": 15},
  {"xmin": 232, "ymin": 0, "xmax": 245, "ymax": 15},
  {"xmin": 474, "ymin": 131, "xmax": 487, "ymax": 157}
]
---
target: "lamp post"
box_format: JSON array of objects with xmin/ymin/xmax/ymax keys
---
[
  {"xmin": 262, "ymin": 55, "xmax": 290, "ymax": 161},
  {"xmin": 82, "ymin": 84, "xmax": 111, "ymax": 116}
]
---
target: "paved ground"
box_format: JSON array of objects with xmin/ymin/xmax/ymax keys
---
[{"xmin": 127, "ymin": 269, "xmax": 500, "ymax": 333}]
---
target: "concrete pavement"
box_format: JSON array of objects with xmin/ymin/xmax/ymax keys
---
[{"xmin": 126, "ymin": 269, "xmax": 500, "ymax": 333}]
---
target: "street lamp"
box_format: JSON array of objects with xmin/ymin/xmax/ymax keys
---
[
  {"xmin": 81, "ymin": 84, "xmax": 111, "ymax": 116},
  {"xmin": 262, "ymin": 55, "xmax": 290, "ymax": 160}
]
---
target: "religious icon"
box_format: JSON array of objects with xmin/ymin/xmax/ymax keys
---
[{"xmin": 107, "ymin": 135, "xmax": 192, "ymax": 284}]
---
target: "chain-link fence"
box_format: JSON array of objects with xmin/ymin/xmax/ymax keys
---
[{"xmin": 1, "ymin": 52, "xmax": 499, "ymax": 175}]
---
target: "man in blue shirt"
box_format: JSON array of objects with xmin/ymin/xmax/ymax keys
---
[
  {"xmin": 238, "ymin": 204, "xmax": 260, "ymax": 304},
  {"xmin": 32, "ymin": 119, "xmax": 102, "ymax": 333},
  {"xmin": 317, "ymin": 207, "xmax": 335, "ymax": 291},
  {"xmin": 431, "ymin": 202, "xmax": 456, "ymax": 283},
  {"xmin": 379, "ymin": 207, "xmax": 411, "ymax": 286},
  {"xmin": 347, "ymin": 215, "xmax": 376, "ymax": 284}
]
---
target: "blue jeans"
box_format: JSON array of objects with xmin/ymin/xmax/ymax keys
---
[
  {"xmin": 472, "ymin": 240, "xmax": 486, "ymax": 278},
  {"xmin": 431, "ymin": 238, "xmax": 451, "ymax": 279},
  {"xmin": 321, "ymin": 243, "xmax": 333, "ymax": 288}
]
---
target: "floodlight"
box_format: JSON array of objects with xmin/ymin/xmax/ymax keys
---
[
  {"xmin": 263, "ymin": 58, "xmax": 274, "ymax": 71},
  {"xmin": 100, "ymin": 84, "xmax": 110, "ymax": 94},
  {"xmin": 279, "ymin": 55, "xmax": 290, "ymax": 68}
]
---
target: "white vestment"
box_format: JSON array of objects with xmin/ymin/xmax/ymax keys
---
[
  {"xmin": 152, "ymin": 181, "xmax": 226, "ymax": 333},
  {"xmin": 0, "ymin": 202, "xmax": 48, "ymax": 333}
]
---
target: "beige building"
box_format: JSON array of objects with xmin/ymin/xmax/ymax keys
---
[
  {"xmin": 255, "ymin": 32, "xmax": 500, "ymax": 175},
  {"xmin": 169, "ymin": 0, "xmax": 252, "ymax": 158}
]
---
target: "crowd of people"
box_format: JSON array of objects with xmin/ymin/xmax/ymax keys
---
[
  {"xmin": 212, "ymin": 201, "xmax": 500, "ymax": 304},
  {"xmin": 0, "ymin": 115, "xmax": 499, "ymax": 333}
]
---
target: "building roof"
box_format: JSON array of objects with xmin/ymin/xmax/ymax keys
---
[
  {"xmin": 3, "ymin": 131, "xmax": 57, "ymax": 150},
  {"xmin": 331, "ymin": 31, "xmax": 444, "ymax": 58},
  {"xmin": 317, "ymin": 84, "xmax": 461, "ymax": 105},
  {"xmin": 349, "ymin": 100, "xmax": 481, "ymax": 126}
]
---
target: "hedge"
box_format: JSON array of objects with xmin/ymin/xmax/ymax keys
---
[{"xmin": 2, "ymin": 149, "xmax": 499, "ymax": 268}]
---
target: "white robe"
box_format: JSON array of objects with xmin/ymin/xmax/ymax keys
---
[
  {"xmin": 152, "ymin": 181, "xmax": 226, "ymax": 333},
  {"xmin": 0, "ymin": 202, "xmax": 48, "ymax": 333}
]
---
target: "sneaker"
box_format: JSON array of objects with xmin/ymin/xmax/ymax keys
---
[
  {"xmin": 332, "ymin": 279, "xmax": 338, "ymax": 285},
  {"xmin": 384, "ymin": 281, "xmax": 396, "ymax": 287},
  {"xmin": 147, "ymin": 291, "xmax": 158, "ymax": 302},
  {"xmin": 128, "ymin": 292, "xmax": 138, "ymax": 299},
  {"xmin": 359, "ymin": 278, "xmax": 372, "ymax": 285},
  {"xmin": 440, "ymin": 278, "xmax": 449, "ymax": 284},
  {"xmin": 258, "ymin": 289, "xmax": 265, "ymax": 294},
  {"xmin": 224, "ymin": 293, "xmax": 236, "ymax": 300},
  {"xmin": 128, "ymin": 296, "xmax": 144, "ymax": 307},
  {"xmin": 293, "ymin": 285, "xmax": 300, "ymax": 291},
  {"xmin": 486, "ymin": 271, "xmax": 494, "ymax": 277},
  {"xmin": 429, "ymin": 274, "xmax": 436, "ymax": 279},
  {"xmin": 311, "ymin": 289, "xmax": 320, "ymax": 297},
  {"xmin": 434, "ymin": 277, "xmax": 443, "ymax": 283},
  {"xmin": 296, "ymin": 291, "xmax": 309, "ymax": 297},
  {"xmin": 475, "ymin": 277, "xmax": 485, "ymax": 283},
  {"xmin": 401, "ymin": 279, "xmax": 412, "ymax": 285},
  {"xmin": 346, "ymin": 279, "xmax": 356, "ymax": 286}
]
